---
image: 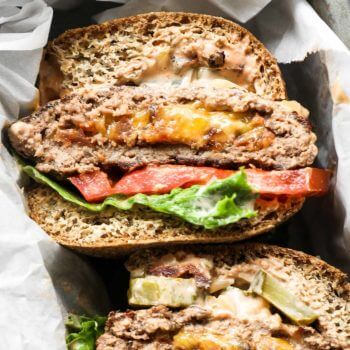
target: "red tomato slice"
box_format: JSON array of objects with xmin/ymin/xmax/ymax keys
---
[
  {"xmin": 69, "ymin": 165, "xmax": 330, "ymax": 202},
  {"xmin": 245, "ymin": 168, "xmax": 331, "ymax": 196},
  {"xmin": 112, "ymin": 165, "xmax": 233, "ymax": 195},
  {"xmin": 69, "ymin": 170, "xmax": 112, "ymax": 202}
]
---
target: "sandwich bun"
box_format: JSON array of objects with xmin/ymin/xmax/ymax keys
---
[{"xmin": 40, "ymin": 12, "xmax": 286, "ymax": 104}]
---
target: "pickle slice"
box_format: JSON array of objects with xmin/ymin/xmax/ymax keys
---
[
  {"xmin": 128, "ymin": 276, "xmax": 198, "ymax": 307},
  {"xmin": 249, "ymin": 270, "xmax": 318, "ymax": 325}
]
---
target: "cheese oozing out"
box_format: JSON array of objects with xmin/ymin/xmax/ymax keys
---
[{"xmin": 79, "ymin": 103, "xmax": 273, "ymax": 150}]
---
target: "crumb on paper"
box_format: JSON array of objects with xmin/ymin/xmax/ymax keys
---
[{"xmin": 331, "ymin": 80, "xmax": 350, "ymax": 105}]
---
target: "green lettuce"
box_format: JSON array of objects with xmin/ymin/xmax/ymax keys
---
[
  {"xmin": 23, "ymin": 165, "xmax": 257, "ymax": 229},
  {"xmin": 65, "ymin": 314, "xmax": 106, "ymax": 350}
]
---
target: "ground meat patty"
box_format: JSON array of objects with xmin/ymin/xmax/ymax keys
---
[
  {"xmin": 8, "ymin": 85, "xmax": 317, "ymax": 175},
  {"xmin": 96, "ymin": 305, "xmax": 210, "ymax": 350},
  {"xmin": 96, "ymin": 305, "xmax": 336, "ymax": 350}
]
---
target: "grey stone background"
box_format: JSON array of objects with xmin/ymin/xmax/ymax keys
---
[{"xmin": 309, "ymin": 0, "xmax": 350, "ymax": 48}]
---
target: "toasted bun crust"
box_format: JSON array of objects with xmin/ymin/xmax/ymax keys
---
[
  {"xmin": 26, "ymin": 184, "xmax": 304, "ymax": 258},
  {"xmin": 127, "ymin": 243, "xmax": 350, "ymax": 349},
  {"xmin": 39, "ymin": 12, "xmax": 286, "ymax": 103}
]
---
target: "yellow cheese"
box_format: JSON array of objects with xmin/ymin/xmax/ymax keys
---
[
  {"xmin": 86, "ymin": 103, "xmax": 270, "ymax": 149},
  {"xmin": 173, "ymin": 330, "xmax": 246, "ymax": 350},
  {"xmin": 256, "ymin": 337, "xmax": 294, "ymax": 350},
  {"xmin": 132, "ymin": 110, "xmax": 151, "ymax": 128},
  {"xmin": 174, "ymin": 332, "xmax": 294, "ymax": 350},
  {"xmin": 142, "ymin": 104, "xmax": 256, "ymax": 148}
]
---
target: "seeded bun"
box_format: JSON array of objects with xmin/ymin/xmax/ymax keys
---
[
  {"xmin": 39, "ymin": 12, "xmax": 286, "ymax": 104},
  {"xmin": 26, "ymin": 184, "xmax": 304, "ymax": 258}
]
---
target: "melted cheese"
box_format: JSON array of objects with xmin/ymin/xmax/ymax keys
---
[
  {"xmin": 90, "ymin": 104, "xmax": 266, "ymax": 149},
  {"xmin": 174, "ymin": 332, "xmax": 294, "ymax": 350},
  {"xmin": 79, "ymin": 102, "xmax": 273, "ymax": 150},
  {"xmin": 173, "ymin": 330, "xmax": 245, "ymax": 350},
  {"xmin": 143, "ymin": 105, "xmax": 253, "ymax": 147}
]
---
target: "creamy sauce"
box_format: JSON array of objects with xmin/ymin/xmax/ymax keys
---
[
  {"xmin": 203, "ymin": 287, "xmax": 280, "ymax": 323},
  {"xmin": 42, "ymin": 24, "xmax": 267, "ymax": 104},
  {"xmin": 140, "ymin": 35, "xmax": 259, "ymax": 91}
]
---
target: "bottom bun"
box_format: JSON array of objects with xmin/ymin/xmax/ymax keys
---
[{"xmin": 26, "ymin": 184, "xmax": 304, "ymax": 258}]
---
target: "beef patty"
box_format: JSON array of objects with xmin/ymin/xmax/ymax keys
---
[{"xmin": 8, "ymin": 84, "xmax": 317, "ymax": 175}]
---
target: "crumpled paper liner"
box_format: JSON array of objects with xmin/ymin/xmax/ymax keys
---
[{"xmin": 1, "ymin": 1, "xmax": 350, "ymax": 349}]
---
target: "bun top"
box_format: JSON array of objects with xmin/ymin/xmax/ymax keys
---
[{"xmin": 40, "ymin": 12, "xmax": 286, "ymax": 103}]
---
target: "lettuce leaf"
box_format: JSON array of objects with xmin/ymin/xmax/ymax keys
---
[
  {"xmin": 65, "ymin": 314, "xmax": 106, "ymax": 350},
  {"xmin": 23, "ymin": 165, "xmax": 257, "ymax": 229}
]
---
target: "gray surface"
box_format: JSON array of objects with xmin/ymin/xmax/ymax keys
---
[
  {"xmin": 49, "ymin": 0, "xmax": 119, "ymax": 39},
  {"xmin": 308, "ymin": 0, "xmax": 350, "ymax": 48}
]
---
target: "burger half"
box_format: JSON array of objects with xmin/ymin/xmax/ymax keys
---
[
  {"xmin": 6, "ymin": 12, "xmax": 330, "ymax": 256},
  {"xmin": 7, "ymin": 84, "xmax": 329, "ymax": 256},
  {"xmin": 65, "ymin": 244, "xmax": 350, "ymax": 349}
]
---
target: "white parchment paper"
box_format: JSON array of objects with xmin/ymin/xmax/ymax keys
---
[
  {"xmin": 0, "ymin": 0, "xmax": 349, "ymax": 348},
  {"xmin": 0, "ymin": 1, "xmax": 110, "ymax": 349}
]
